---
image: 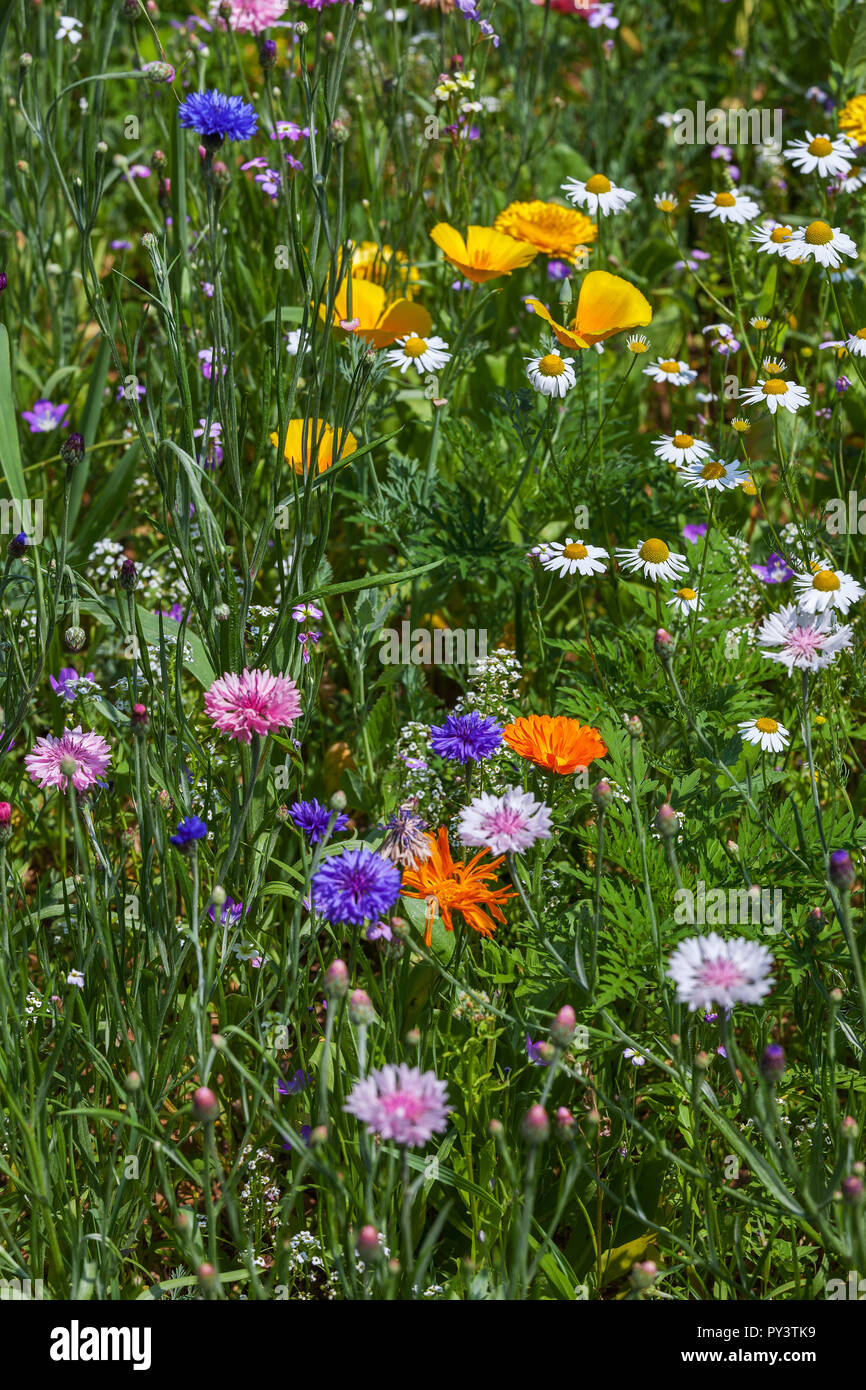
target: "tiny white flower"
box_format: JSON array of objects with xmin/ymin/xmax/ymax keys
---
[
  {"xmin": 561, "ymin": 172, "xmax": 636, "ymax": 218},
  {"xmin": 56, "ymin": 15, "xmax": 83, "ymax": 43},
  {"xmin": 738, "ymin": 717, "xmax": 790, "ymax": 753},
  {"xmin": 667, "ymin": 585, "xmax": 703, "ymax": 615},
  {"xmin": 67, "ymin": 969, "xmax": 85, "ymax": 989},
  {"xmin": 623, "ymin": 1048, "xmax": 646, "ymax": 1067}
]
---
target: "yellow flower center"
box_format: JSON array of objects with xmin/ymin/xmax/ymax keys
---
[
  {"xmin": 808, "ymin": 136, "xmax": 834, "ymax": 157},
  {"xmin": 755, "ymin": 717, "xmax": 779, "ymax": 734},
  {"xmin": 677, "ymin": 587, "xmax": 697, "ymax": 601},
  {"xmin": 763, "ymin": 359, "xmax": 784, "ymax": 375},
  {"xmin": 753, "ymin": 318, "xmax": 770, "ymax": 328},
  {"xmin": 639, "ymin": 538, "xmax": 670, "ymax": 564},
  {"xmin": 628, "ymin": 338, "xmax": 649, "ymax": 353},
  {"xmin": 805, "ymin": 219, "xmax": 833, "ymax": 245},
  {"xmin": 402, "ymin": 336, "xmax": 428, "ymax": 357},
  {"xmin": 563, "ymin": 542, "xmax": 588, "ymax": 559},
  {"xmin": 672, "ymin": 433, "xmax": 694, "ymax": 448},
  {"xmin": 586, "ymin": 174, "xmax": 612, "ymax": 194},
  {"xmin": 732, "ymin": 419, "xmax": 751, "ymax": 432},
  {"xmin": 770, "ymin": 227, "xmax": 791, "ymax": 244},
  {"xmin": 538, "ymin": 353, "xmax": 565, "ymax": 376},
  {"xmin": 763, "ymin": 379, "xmax": 789, "ymax": 395},
  {"xmin": 714, "ymin": 192, "xmax": 737, "ymax": 207},
  {"xmin": 812, "ymin": 569, "xmax": 841, "ymax": 591},
  {"xmin": 857, "ymin": 328, "xmax": 866, "ymax": 339},
  {"xmin": 659, "ymin": 360, "xmax": 681, "ymax": 372},
  {"xmin": 701, "ymin": 461, "xmax": 727, "ymax": 479}
]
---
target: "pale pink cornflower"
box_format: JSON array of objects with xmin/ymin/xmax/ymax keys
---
[
  {"xmin": 25, "ymin": 726, "xmax": 112, "ymax": 793},
  {"xmin": 344, "ymin": 1064, "xmax": 452, "ymax": 1146},
  {"xmin": 208, "ymin": 0, "xmax": 288, "ymax": 33},
  {"xmin": 667, "ymin": 933, "xmax": 774, "ymax": 1011},
  {"xmin": 204, "ymin": 668, "xmax": 301, "ymax": 743},
  {"xmin": 457, "ymin": 786, "xmax": 552, "ymax": 855},
  {"xmin": 756, "ymin": 604, "xmax": 853, "ymax": 674}
]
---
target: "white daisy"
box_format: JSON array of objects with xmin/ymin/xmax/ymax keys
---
[
  {"xmin": 538, "ymin": 538, "xmax": 608, "ymax": 578},
  {"xmin": 642, "ymin": 358, "xmax": 697, "ymax": 386},
  {"xmin": 653, "ymin": 431, "xmax": 713, "ymax": 467},
  {"xmin": 845, "ymin": 327, "xmax": 866, "ymax": 357},
  {"xmin": 385, "ymin": 334, "xmax": 451, "ymax": 376},
  {"xmin": 525, "ymin": 351, "xmax": 576, "ymax": 397},
  {"xmin": 738, "ymin": 717, "xmax": 790, "ymax": 753},
  {"xmin": 667, "ymin": 585, "xmax": 703, "ymax": 615},
  {"xmin": 749, "ymin": 221, "xmax": 794, "ymax": 256},
  {"xmin": 667, "ymin": 933, "xmax": 774, "ymax": 1012},
  {"xmin": 835, "ymin": 168, "xmax": 866, "ymax": 194},
  {"xmin": 783, "ymin": 132, "xmax": 855, "ymax": 179},
  {"xmin": 738, "ymin": 378, "xmax": 810, "ymax": 415},
  {"xmin": 561, "ymin": 172, "xmax": 636, "ymax": 218},
  {"xmin": 626, "ymin": 334, "xmax": 650, "ymax": 354},
  {"xmin": 792, "ymin": 560, "xmax": 865, "ymax": 615},
  {"xmin": 678, "ymin": 457, "xmax": 750, "ymax": 491},
  {"xmin": 690, "ymin": 190, "xmax": 761, "ymax": 225},
  {"xmin": 784, "ymin": 220, "xmax": 858, "ymax": 269},
  {"xmin": 761, "ymin": 355, "xmax": 786, "ymax": 375},
  {"xmin": 654, "ymin": 191, "xmax": 678, "ymax": 213},
  {"xmin": 749, "ymin": 315, "xmax": 772, "ymax": 330},
  {"xmin": 756, "ymin": 603, "xmax": 854, "ymax": 674},
  {"xmin": 616, "ymin": 537, "xmax": 688, "ymax": 584}
]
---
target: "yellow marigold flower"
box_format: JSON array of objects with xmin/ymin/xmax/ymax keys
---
[
  {"xmin": 351, "ymin": 240, "xmax": 420, "ymax": 298},
  {"xmin": 839, "ymin": 94, "xmax": 866, "ymax": 148},
  {"xmin": 429, "ymin": 222, "xmax": 537, "ymax": 283},
  {"xmin": 492, "ymin": 200, "xmax": 597, "ymax": 263},
  {"xmin": 270, "ymin": 419, "xmax": 358, "ymax": 476},
  {"xmin": 525, "ymin": 269, "xmax": 652, "ymax": 349},
  {"xmin": 503, "ymin": 714, "xmax": 607, "ymax": 774},
  {"xmin": 322, "ymin": 276, "xmax": 431, "ymax": 348}
]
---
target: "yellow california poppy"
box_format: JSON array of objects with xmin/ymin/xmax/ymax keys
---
[
  {"xmin": 322, "ymin": 277, "xmax": 431, "ymax": 348},
  {"xmin": 351, "ymin": 240, "xmax": 420, "ymax": 297},
  {"xmin": 429, "ymin": 223, "xmax": 537, "ymax": 283},
  {"xmin": 270, "ymin": 419, "xmax": 358, "ymax": 476},
  {"xmin": 524, "ymin": 269, "xmax": 652, "ymax": 349}
]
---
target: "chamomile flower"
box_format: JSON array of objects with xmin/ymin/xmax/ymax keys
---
[
  {"xmin": 690, "ymin": 190, "xmax": 761, "ymax": 224},
  {"xmin": 761, "ymin": 355, "xmax": 786, "ymax": 375},
  {"xmin": 843, "ymin": 328, "xmax": 866, "ymax": 358},
  {"xmin": 750, "ymin": 316, "xmax": 772, "ymax": 330},
  {"xmin": 626, "ymin": 334, "xmax": 650, "ymax": 354},
  {"xmin": 678, "ymin": 457, "xmax": 750, "ymax": 491},
  {"xmin": 616, "ymin": 538, "xmax": 688, "ymax": 584},
  {"xmin": 785, "ymin": 220, "xmax": 858, "ymax": 269},
  {"xmin": 750, "ymin": 221, "xmax": 794, "ymax": 255},
  {"xmin": 653, "ymin": 431, "xmax": 713, "ymax": 467},
  {"xmin": 654, "ymin": 191, "xmax": 678, "ymax": 213},
  {"xmin": 738, "ymin": 377, "xmax": 810, "ymax": 415},
  {"xmin": 667, "ymin": 585, "xmax": 703, "ymax": 615},
  {"xmin": 561, "ymin": 172, "xmax": 636, "ymax": 218},
  {"xmin": 643, "ymin": 358, "xmax": 697, "ymax": 386},
  {"xmin": 385, "ymin": 334, "xmax": 451, "ymax": 376},
  {"xmin": 525, "ymin": 350, "xmax": 576, "ymax": 397},
  {"xmin": 783, "ymin": 132, "xmax": 855, "ymax": 179},
  {"xmin": 731, "ymin": 417, "xmax": 752, "ymax": 432},
  {"xmin": 792, "ymin": 560, "xmax": 865, "ymax": 615},
  {"xmin": 738, "ymin": 717, "xmax": 790, "ymax": 753},
  {"xmin": 538, "ymin": 538, "xmax": 608, "ymax": 578}
]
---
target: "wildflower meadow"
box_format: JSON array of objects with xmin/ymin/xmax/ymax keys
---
[{"xmin": 3, "ymin": 0, "xmax": 866, "ymax": 1334}]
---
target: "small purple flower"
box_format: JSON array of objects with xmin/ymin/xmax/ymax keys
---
[
  {"xmin": 116, "ymin": 382, "xmax": 146, "ymax": 403},
  {"xmin": 178, "ymin": 89, "xmax": 258, "ymax": 145},
  {"xmin": 289, "ymin": 797, "xmax": 349, "ymax": 844},
  {"xmin": 169, "ymin": 816, "xmax": 208, "ymax": 849},
  {"xmin": 526, "ymin": 1035, "xmax": 550, "ymax": 1067},
  {"xmin": 49, "ymin": 667, "xmax": 96, "ymax": 701},
  {"xmin": 278, "ymin": 1069, "xmax": 311, "ymax": 1096},
  {"xmin": 682, "ymin": 523, "xmax": 708, "ymax": 545},
  {"xmin": 111, "ymin": 239, "xmax": 132, "ymax": 251},
  {"xmin": 430, "ymin": 711, "xmax": 502, "ymax": 765},
  {"xmin": 547, "ymin": 259, "xmax": 573, "ymax": 281},
  {"xmin": 208, "ymin": 896, "xmax": 244, "ymax": 926},
  {"xmin": 366, "ymin": 919, "xmax": 393, "ymax": 942},
  {"xmin": 198, "ymin": 347, "xmax": 226, "ymax": 380},
  {"xmin": 22, "ymin": 400, "xmax": 69, "ymax": 433},
  {"xmin": 836, "ymin": 375, "xmax": 852, "ymax": 394},
  {"xmin": 292, "ymin": 603, "xmax": 323, "ymax": 624},
  {"xmin": 752, "ymin": 552, "xmax": 794, "ymax": 584}
]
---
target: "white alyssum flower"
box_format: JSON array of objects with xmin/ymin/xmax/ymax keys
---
[
  {"xmin": 537, "ymin": 538, "xmax": 608, "ymax": 578},
  {"xmin": 667, "ymin": 933, "xmax": 774, "ymax": 1012},
  {"xmin": 690, "ymin": 190, "xmax": 761, "ymax": 224},
  {"xmin": 561, "ymin": 172, "xmax": 636, "ymax": 218},
  {"xmin": 738, "ymin": 717, "xmax": 790, "ymax": 753}
]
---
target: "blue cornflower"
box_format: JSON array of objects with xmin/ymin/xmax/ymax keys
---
[
  {"xmin": 430, "ymin": 711, "xmax": 503, "ymax": 765},
  {"xmin": 311, "ymin": 845, "xmax": 401, "ymax": 926},
  {"xmin": 170, "ymin": 816, "xmax": 208, "ymax": 849},
  {"xmin": 208, "ymin": 896, "xmax": 244, "ymax": 926},
  {"xmin": 290, "ymin": 797, "xmax": 349, "ymax": 844},
  {"xmin": 178, "ymin": 89, "xmax": 259, "ymax": 145},
  {"xmin": 278, "ymin": 1069, "xmax": 311, "ymax": 1097}
]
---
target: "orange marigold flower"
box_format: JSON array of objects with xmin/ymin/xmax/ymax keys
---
[
  {"xmin": 401, "ymin": 827, "xmax": 515, "ymax": 947},
  {"xmin": 503, "ymin": 714, "xmax": 607, "ymax": 774}
]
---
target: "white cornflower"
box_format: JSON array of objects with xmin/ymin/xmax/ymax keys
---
[
  {"xmin": 538, "ymin": 538, "xmax": 608, "ymax": 578},
  {"xmin": 667, "ymin": 933, "xmax": 774, "ymax": 1012},
  {"xmin": 642, "ymin": 358, "xmax": 697, "ymax": 386},
  {"xmin": 678, "ymin": 457, "xmax": 750, "ymax": 492},
  {"xmin": 756, "ymin": 603, "xmax": 854, "ymax": 674},
  {"xmin": 738, "ymin": 378, "xmax": 810, "ymax": 415},
  {"xmin": 616, "ymin": 538, "xmax": 688, "ymax": 584},
  {"xmin": 690, "ymin": 190, "xmax": 761, "ymax": 224},
  {"xmin": 385, "ymin": 334, "xmax": 451, "ymax": 376},
  {"xmin": 653, "ymin": 431, "xmax": 713, "ymax": 467},
  {"xmin": 783, "ymin": 132, "xmax": 855, "ymax": 179},
  {"xmin": 525, "ymin": 350, "xmax": 576, "ymax": 397},
  {"xmin": 667, "ymin": 585, "xmax": 703, "ymax": 615},
  {"xmin": 561, "ymin": 172, "xmax": 636, "ymax": 217},
  {"xmin": 792, "ymin": 560, "xmax": 865, "ymax": 615},
  {"xmin": 457, "ymin": 786, "xmax": 553, "ymax": 856},
  {"xmin": 749, "ymin": 221, "xmax": 795, "ymax": 256},
  {"xmin": 738, "ymin": 717, "xmax": 790, "ymax": 753},
  {"xmin": 785, "ymin": 220, "xmax": 858, "ymax": 269}
]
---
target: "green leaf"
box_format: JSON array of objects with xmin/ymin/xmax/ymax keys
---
[{"xmin": 0, "ymin": 325, "xmax": 25, "ymax": 500}]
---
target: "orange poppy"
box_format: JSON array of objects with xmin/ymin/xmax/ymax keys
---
[
  {"xmin": 429, "ymin": 223, "xmax": 538, "ymax": 283},
  {"xmin": 401, "ymin": 827, "xmax": 516, "ymax": 946},
  {"xmin": 524, "ymin": 269, "xmax": 651, "ymax": 349},
  {"xmin": 503, "ymin": 714, "xmax": 607, "ymax": 774}
]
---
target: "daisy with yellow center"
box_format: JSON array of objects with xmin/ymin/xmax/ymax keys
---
[
  {"xmin": 762, "ymin": 355, "xmax": 786, "ymax": 375},
  {"xmin": 741, "ymin": 473, "xmax": 758, "ymax": 496},
  {"xmin": 667, "ymin": 585, "xmax": 703, "ymax": 616},
  {"xmin": 643, "ymin": 357, "xmax": 697, "ymax": 386},
  {"xmin": 324, "ymin": 276, "xmax": 432, "ymax": 347},
  {"xmin": 429, "ymin": 223, "xmax": 537, "ymax": 283},
  {"xmin": 560, "ymin": 171, "xmax": 637, "ymax": 218},
  {"xmin": 784, "ymin": 220, "xmax": 858, "ymax": 269},
  {"xmin": 839, "ymin": 94, "xmax": 866, "ymax": 147},
  {"xmin": 738, "ymin": 717, "xmax": 790, "ymax": 753},
  {"xmin": 627, "ymin": 334, "xmax": 649, "ymax": 353},
  {"xmin": 793, "ymin": 559, "xmax": 865, "ymax": 615},
  {"xmin": 524, "ymin": 269, "xmax": 652, "ymax": 350},
  {"xmin": 731, "ymin": 417, "xmax": 752, "ymax": 432},
  {"xmin": 783, "ymin": 131, "xmax": 855, "ymax": 179},
  {"xmin": 844, "ymin": 327, "xmax": 866, "ymax": 358},
  {"xmin": 739, "ymin": 377, "xmax": 810, "ymax": 415},
  {"xmin": 678, "ymin": 456, "xmax": 750, "ymax": 491},
  {"xmin": 654, "ymin": 191, "xmax": 678, "ymax": 214},
  {"xmin": 537, "ymin": 537, "xmax": 608, "ymax": 578},
  {"xmin": 616, "ymin": 537, "xmax": 688, "ymax": 584},
  {"xmin": 525, "ymin": 349, "xmax": 577, "ymax": 397},
  {"xmin": 690, "ymin": 189, "xmax": 761, "ymax": 224},
  {"xmin": 750, "ymin": 316, "xmax": 772, "ymax": 330},
  {"xmin": 653, "ymin": 431, "xmax": 713, "ymax": 466},
  {"xmin": 750, "ymin": 222, "xmax": 794, "ymax": 256},
  {"xmin": 493, "ymin": 200, "xmax": 598, "ymax": 263},
  {"xmin": 385, "ymin": 334, "xmax": 451, "ymax": 376},
  {"xmin": 270, "ymin": 419, "xmax": 358, "ymax": 477}
]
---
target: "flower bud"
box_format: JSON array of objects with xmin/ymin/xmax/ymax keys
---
[
  {"xmin": 324, "ymin": 959, "xmax": 349, "ymax": 999},
  {"xmin": 842, "ymin": 1175, "xmax": 863, "ymax": 1205},
  {"xmin": 330, "ymin": 789, "xmax": 348, "ymax": 812},
  {"xmin": 349, "ymin": 988, "xmax": 375, "ymax": 1027},
  {"xmin": 64, "ymin": 625, "xmax": 87, "ymax": 652},
  {"xmin": 118, "ymin": 558, "xmax": 138, "ymax": 592},
  {"xmin": 60, "ymin": 431, "xmax": 85, "ymax": 468},
  {"xmin": 592, "ymin": 778, "xmax": 613, "ymax": 812},
  {"xmin": 152, "ymin": 148, "xmax": 167, "ymax": 170},
  {"xmin": 197, "ymin": 1262, "xmax": 217, "ymax": 1287},
  {"xmin": 142, "ymin": 60, "xmax": 175, "ymax": 85},
  {"xmin": 829, "ymin": 850, "xmax": 856, "ymax": 891},
  {"xmin": 310, "ymin": 1123, "xmax": 328, "ymax": 1146},
  {"xmin": 125, "ymin": 1070, "xmax": 141, "ymax": 1092},
  {"xmin": 550, "ymin": 1004, "xmax": 576, "ymax": 1049},
  {"xmin": 214, "ymin": 603, "xmax": 230, "ymax": 622},
  {"xmin": 654, "ymin": 628, "xmax": 673, "ymax": 657},
  {"xmin": 655, "ymin": 803, "xmax": 679, "ymax": 838},
  {"xmin": 523, "ymin": 1104, "xmax": 550, "ymax": 1144},
  {"xmin": 259, "ymin": 39, "xmax": 277, "ymax": 70},
  {"xmin": 631, "ymin": 1259, "xmax": 658, "ymax": 1289},
  {"xmin": 0, "ymin": 272, "xmax": 7, "ymax": 293},
  {"xmin": 554, "ymin": 1106, "xmax": 575, "ymax": 1138},
  {"xmin": 131, "ymin": 702, "xmax": 148, "ymax": 733},
  {"xmin": 759, "ymin": 1043, "xmax": 785, "ymax": 1083},
  {"xmin": 488, "ymin": 1118, "xmax": 503, "ymax": 1137},
  {"xmin": 624, "ymin": 713, "xmax": 643, "ymax": 739},
  {"xmin": 192, "ymin": 1086, "xmax": 219, "ymax": 1122},
  {"xmin": 405, "ymin": 1027, "xmax": 421, "ymax": 1046},
  {"xmin": 355, "ymin": 1225, "xmax": 381, "ymax": 1261},
  {"xmin": 841, "ymin": 1116, "xmax": 859, "ymax": 1139},
  {"xmin": 8, "ymin": 533, "xmax": 27, "ymax": 559}
]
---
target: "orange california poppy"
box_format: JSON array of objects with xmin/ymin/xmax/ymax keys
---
[
  {"xmin": 401, "ymin": 827, "xmax": 516, "ymax": 946},
  {"xmin": 503, "ymin": 714, "xmax": 607, "ymax": 774},
  {"xmin": 524, "ymin": 269, "xmax": 652, "ymax": 349},
  {"xmin": 429, "ymin": 223, "xmax": 538, "ymax": 283},
  {"xmin": 269, "ymin": 418, "xmax": 358, "ymax": 476},
  {"xmin": 322, "ymin": 276, "xmax": 431, "ymax": 347}
]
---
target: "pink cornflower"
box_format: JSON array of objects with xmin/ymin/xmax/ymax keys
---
[
  {"xmin": 208, "ymin": 0, "xmax": 289, "ymax": 33},
  {"xmin": 756, "ymin": 604, "xmax": 853, "ymax": 674},
  {"xmin": 457, "ymin": 785, "xmax": 552, "ymax": 855},
  {"xmin": 204, "ymin": 668, "xmax": 302, "ymax": 743},
  {"xmin": 667, "ymin": 933, "xmax": 774, "ymax": 1012},
  {"xmin": 25, "ymin": 726, "xmax": 112, "ymax": 792},
  {"xmin": 344, "ymin": 1064, "xmax": 452, "ymax": 1146}
]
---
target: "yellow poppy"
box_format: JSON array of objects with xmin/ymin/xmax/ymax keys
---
[
  {"xmin": 351, "ymin": 240, "xmax": 420, "ymax": 298},
  {"xmin": 429, "ymin": 223, "xmax": 537, "ymax": 283},
  {"xmin": 322, "ymin": 277, "xmax": 431, "ymax": 348},
  {"xmin": 270, "ymin": 418, "xmax": 358, "ymax": 476},
  {"xmin": 525, "ymin": 269, "xmax": 652, "ymax": 349}
]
